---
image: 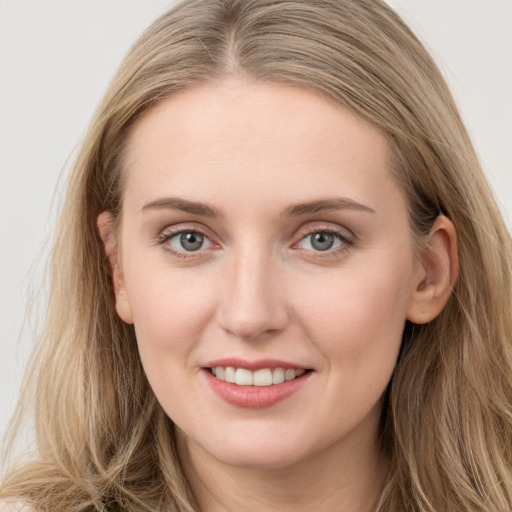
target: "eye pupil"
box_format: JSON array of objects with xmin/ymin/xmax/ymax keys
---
[
  {"xmin": 180, "ymin": 232, "xmax": 204, "ymax": 251},
  {"xmin": 311, "ymin": 232, "xmax": 334, "ymax": 251}
]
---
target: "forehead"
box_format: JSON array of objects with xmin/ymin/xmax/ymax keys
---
[{"xmin": 122, "ymin": 79, "xmax": 403, "ymax": 216}]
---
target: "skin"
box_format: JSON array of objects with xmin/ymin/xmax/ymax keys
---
[{"xmin": 99, "ymin": 78, "xmax": 457, "ymax": 511}]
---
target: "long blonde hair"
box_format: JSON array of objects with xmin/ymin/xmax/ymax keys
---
[{"xmin": 2, "ymin": 1, "xmax": 511, "ymax": 510}]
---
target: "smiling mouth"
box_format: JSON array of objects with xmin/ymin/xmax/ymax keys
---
[{"xmin": 207, "ymin": 367, "xmax": 310, "ymax": 386}]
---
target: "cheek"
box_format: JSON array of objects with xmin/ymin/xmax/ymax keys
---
[
  {"xmin": 288, "ymin": 262, "xmax": 413, "ymax": 435},
  {"xmin": 123, "ymin": 263, "xmax": 217, "ymax": 367},
  {"xmin": 292, "ymin": 260, "xmax": 412, "ymax": 369},
  {"xmin": 123, "ymin": 266, "xmax": 222, "ymax": 421}
]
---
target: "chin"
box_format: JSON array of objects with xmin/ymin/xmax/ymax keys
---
[
  {"xmin": 211, "ymin": 443, "xmax": 308, "ymax": 471},
  {"xmin": 179, "ymin": 422, "xmax": 314, "ymax": 470}
]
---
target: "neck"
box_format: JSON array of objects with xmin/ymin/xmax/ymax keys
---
[{"xmin": 176, "ymin": 419, "xmax": 389, "ymax": 512}]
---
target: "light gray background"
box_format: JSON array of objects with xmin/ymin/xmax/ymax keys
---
[{"xmin": 1, "ymin": 1, "xmax": 511, "ymax": 457}]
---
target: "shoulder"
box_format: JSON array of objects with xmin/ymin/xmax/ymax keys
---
[{"xmin": 0, "ymin": 502, "xmax": 35, "ymax": 512}]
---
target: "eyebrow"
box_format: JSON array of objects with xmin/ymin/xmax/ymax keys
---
[
  {"xmin": 141, "ymin": 197, "xmax": 220, "ymax": 217},
  {"xmin": 141, "ymin": 196, "xmax": 375, "ymax": 218},
  {"xmin": 283, "ymin": 197, "xmax": 376, "ymax": 217}
]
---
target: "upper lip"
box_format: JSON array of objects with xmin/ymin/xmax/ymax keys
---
[{"xmin": 202, "ymin": 358, "xmax": 309, "ymax": 371}]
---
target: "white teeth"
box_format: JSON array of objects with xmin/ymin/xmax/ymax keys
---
[
  {"xmin": 284, "ymin": 369, "xmax": 296, "ymax": 381},
  {"xmin": 235, "ymin": 368, "xmax": 253, "ymax": 386},
  {"xmin": 211, "ymin": 366, "xmax": 307, "ymax": 386},
  {"xmin": 272, "ymin": 367, "xmax": 285, "ymax": 384},
  {"xmin": 253, "ymin": 368, "xmax": 273, "ymax": 386},
  {"xmin": 225, "ymin": 367, "xmax": 236, "ymax": 383}
]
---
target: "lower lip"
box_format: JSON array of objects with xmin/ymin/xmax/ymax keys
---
[{"xmin": 204, "ymin": 369, "xmax": 311, "ymax": 409}]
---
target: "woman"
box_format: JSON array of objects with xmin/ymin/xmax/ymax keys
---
[{"xmin": 1, "ymin": 0, "xmax": 511, "ymax": 510}]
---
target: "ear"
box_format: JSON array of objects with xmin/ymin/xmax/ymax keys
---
[
  {"xmin": 97, "ymin": 211, "xmax": 134, "ymax": 324},
  {"xmin": 406, "ymin": 215, "xmax": 458, "ymax": 324}
]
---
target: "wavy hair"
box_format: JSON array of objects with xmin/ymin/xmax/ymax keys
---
[{"xmin": 2, "ymin": 1, "xmax": 512, "ymax": 510}]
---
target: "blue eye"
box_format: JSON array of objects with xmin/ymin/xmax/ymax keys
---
[
  {"xmin": 168, "ymin": 231, "xmax": 212, "ymax": 252},
  {"xmin": 297, "ymin": 231, "xmax": 347, "ymax": 252}
]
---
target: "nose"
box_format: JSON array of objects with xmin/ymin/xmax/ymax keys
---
[{"xmin": 215, "ymin": 249, "xmax": 290, "ymax": 341}]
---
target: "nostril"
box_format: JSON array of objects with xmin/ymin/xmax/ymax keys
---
[
  {"xmin": 216, "ymin": 301, "xmax": 290, "ymax": 341},
  {"xmin": 215, "ymin": 257, "xmax": 290, "ymax": 339}
]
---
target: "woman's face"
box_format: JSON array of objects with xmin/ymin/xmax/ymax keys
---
[{"xmin": 110, "ymin": 79, "xmax": 425, "ymax": 469}]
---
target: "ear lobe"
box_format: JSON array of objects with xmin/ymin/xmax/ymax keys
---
[
  {"xmin": 406, "ymin": 215, "xmax": 458, "ymax": 324},
  {"xmin": 97, "ymin": 211, "xmax": 134, "ymax": 324}
]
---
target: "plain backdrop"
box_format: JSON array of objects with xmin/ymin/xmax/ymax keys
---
[{"xmin": 1, "ymin": 0, "xmax": 511, "ymax": 460}]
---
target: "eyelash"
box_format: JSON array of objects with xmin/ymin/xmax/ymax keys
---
[
  {"xmin": 155, "ymin": 225, "xmax": 354, "ymax": 259},
  {"xmin": 295, "ymin": 227, "xmax": 354, "ymax": 257},
  {"xmin": 156, "ymin": 227, "xmax": 213, "ymax": 258}
]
